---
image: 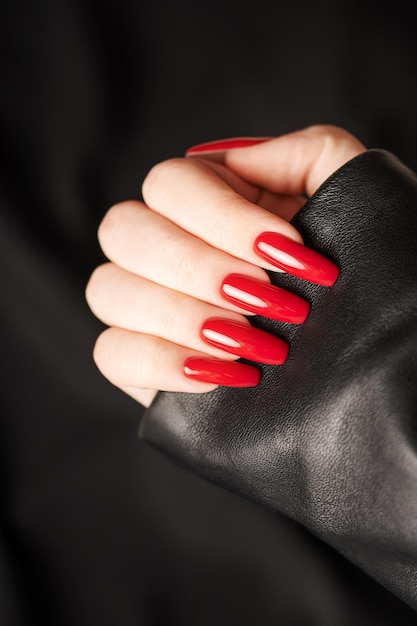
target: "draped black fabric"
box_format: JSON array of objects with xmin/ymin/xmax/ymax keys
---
[
  {"xmin": 1, "ymin": 1, "xmax": 417, "ymax": 624},
  {"xmin": 141, "ymin": 148, "xmax": 417, "ymax": 612}
]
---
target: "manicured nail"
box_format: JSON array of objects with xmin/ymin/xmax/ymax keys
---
[
  {"xmin": 183, "ymin": 357, "xmax": 261, "ymax": 387},
  {"xmin": 186, "ymin": 137, "xmax": 269, "ymax": 155},
  {"xmin": 221, "ymin": 274, "xmax": 310, "ymax": 324},
  {"xmin": 201, "ymin": 318, "xmax": 288, "ymax": 365},
  {"xmin": 254, "ymin": 232, "xmax": 339, "ymax": 286}
]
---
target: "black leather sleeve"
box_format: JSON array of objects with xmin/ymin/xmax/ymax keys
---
[{"xmin": 139, "ymin": 149, "xmax": 417, "ymax": 611}]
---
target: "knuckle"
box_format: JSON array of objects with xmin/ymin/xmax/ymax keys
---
[
  {"xmin": 92, "ymin": 328, "xmax": 116, "ymax": 381},
  {"xmin": 139, "ymin": 336, "xmax": 168, "ymax": 383},
  {"xmin": 85, "ymin": 263, "xmax": 112, "ymax": 315},
  {"xmin": 304, "ymin": 123, "xmax": 346, "ymax": 139},
  {"xmin": 93, "ymin": 328, "xmax": 158, "ymax": 389},
  {"xmin": 304, "ymin": 124, "xmax": 358, "ymax": 151},
  {"xmin": 141, "ymin": 158, "xmax": 186, "ymax": 204},
  {"xmin": 168, "ymin": 242, "xmax": 203, "ymax": 289},
  {"xmin": 97, "ymin": 201, "xmax": 134, "ymax": 252}
]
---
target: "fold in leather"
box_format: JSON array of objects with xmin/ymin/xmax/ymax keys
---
[{"xmin": 139, "ymin": 150, "xmax": 417, "ymax": 611}]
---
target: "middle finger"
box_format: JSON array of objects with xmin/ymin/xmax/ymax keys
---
[{"xmin": 98, "ymin": 201, "xmax": 309, "ymax": 323}]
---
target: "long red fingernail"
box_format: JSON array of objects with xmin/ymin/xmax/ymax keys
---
[
  {"xmin": 183, "ymin": 357, "xmax": 261, "ymax": 387},
  {"xmin": 201, "ymin": 318, "xmax": 288, "ymax": 365},
  {"xmin": 185, "ymin": 137, "xmax": 269, "ymax": 155},
  {"xmin": 221, "ymin": 274, "xmax": 310, "ymax": 324},
  {"xmin": 254, "ymin": 232, "xmax": 339, "ymax": 286}
]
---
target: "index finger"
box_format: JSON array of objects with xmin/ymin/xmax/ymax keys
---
[{"xmin": 142, "ymin": 126, "xmax": 365, "ymax": 285}]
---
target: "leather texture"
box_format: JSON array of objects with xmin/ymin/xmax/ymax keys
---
[{"xmin": 140, "ymin": 149, "xmax": 417, "ymax": 611}]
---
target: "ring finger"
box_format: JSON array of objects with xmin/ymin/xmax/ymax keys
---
[{"xmin": 86, "ymin": 263, "xmax": 290, "ymax": 365}]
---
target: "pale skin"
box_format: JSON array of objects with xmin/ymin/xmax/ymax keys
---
[{"xmin": 85, "ymin": 125, "xmax": 366, "ymax": 407}]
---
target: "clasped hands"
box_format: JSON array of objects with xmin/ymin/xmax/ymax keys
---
[{"xmin": 85, "ymin": 125, "xmax": 365, "ymax": 407}]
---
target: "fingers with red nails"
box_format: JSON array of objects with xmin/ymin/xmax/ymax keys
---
[{"xmin": 86, "ymin": 125, "xmax": 366, "ymax": 405}]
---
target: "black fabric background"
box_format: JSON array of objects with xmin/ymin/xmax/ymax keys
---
[{"xmin": 1, "ymin": 1, "xmax": 417, "ymax": 624}]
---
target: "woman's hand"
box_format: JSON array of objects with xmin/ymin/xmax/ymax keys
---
[{"xmin": 85, "ymin": 125, "xmax": 365, "ymax": 407}]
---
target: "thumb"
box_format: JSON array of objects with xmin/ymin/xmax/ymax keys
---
[{"xmin": 188, "ymin": 125, "xmax": 366, "ymax": 198}]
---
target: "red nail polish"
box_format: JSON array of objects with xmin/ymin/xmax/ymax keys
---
[
  {"xmin": 201, "ymin": 318, "xmax": 288, "ymax": 365},
  {"xmin": 221, "ymin": 274, "xmax": 310, "ymax": 324},
  {"xmin": 185, "ymin": 137, "xmax": 269, "ymax": 155},
  {"xmin": 254, "ymin": 232, "xmax": 339, "ymax": 286},
  {"xmin": 183, "ymin": 357, "xmax": 261, "ymax": 387}
]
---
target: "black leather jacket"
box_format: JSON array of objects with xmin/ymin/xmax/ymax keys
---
[{"xmin": 141, "ymin": 149, "xmax": 417, "ymax": 613}]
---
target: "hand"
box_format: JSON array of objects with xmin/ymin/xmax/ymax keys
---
[{"xmin": 85, "ymin": 125, "xmax": 365, "ymax": 407}]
